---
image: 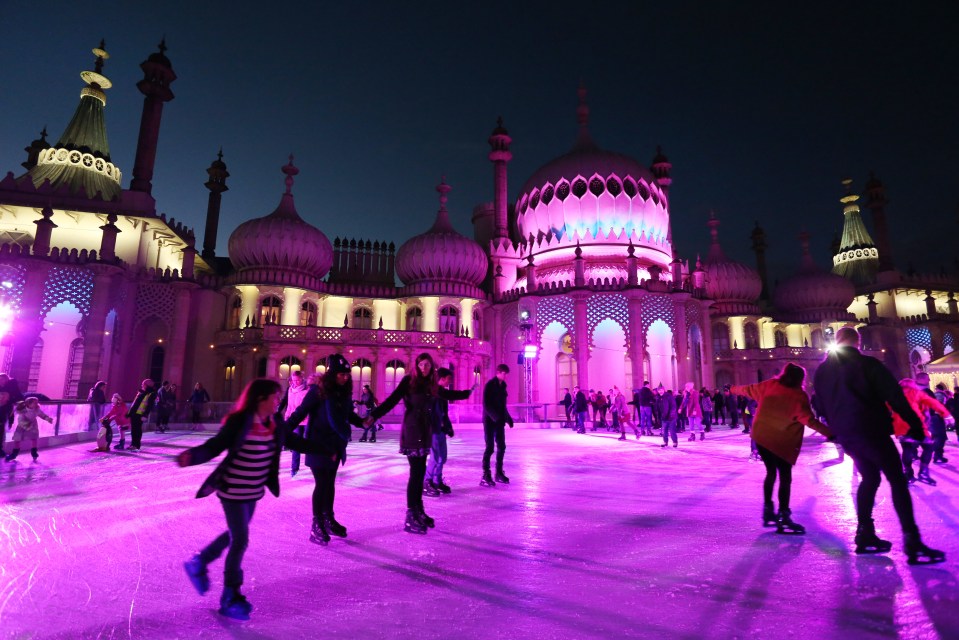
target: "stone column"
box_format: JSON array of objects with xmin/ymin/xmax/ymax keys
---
[
  {"xmin": 165, "ymin": 285, "xmax": 194, "ymax": 389},
  {"xmin": 673, "ymin": 296, "xmax": 689, "ymax": 386},
  {"xmin": 625, "ymin": 290, "xmax": 645, "ymax": 388},
  {"xmin": 571, "ymin": 292, "xmax": 589, "ymax": 389},
  {"xmin": 78, "ymin": 264, "xmax": 121, "ymax": 396},
  {"xmin": 281, "ymin": 287, "xmax": 304, "ymax": 326}
]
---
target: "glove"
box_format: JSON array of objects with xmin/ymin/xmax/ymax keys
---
[
  {"xmin": 507, "ymin": 419, "xmax": 514, "ymax": 428},
  {"xmin": 946, "ymin": 416, "xmax": 956, "ymax": 428}
]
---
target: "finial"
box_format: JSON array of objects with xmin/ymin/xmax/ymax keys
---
[
  {"xmin": 158, "ymin": 37, "xmax": 167, "ymax": 54},
  {"xmin": 436, "ymin": 176, "xmax": 451, "ymax": 210},
  {"xmin": 575, "ymin": 241, "xmax": 583, "ymax": 259},
  {"xmin": 93, "ymin": 39, "xmax": 109, "ymax": 74},
  {"xmin": 627, "ymin": 240, "xmax": 635, "ymax": 257},
  {"xmin": 217, "ymin": 147, "xmax": 223, "ymax": 161},
  {"xmin": 282, "ymin": 155, "xmax": 299, "ymax": 195},
  {"xmin": 41, "ymin": 126, "xmax": 48, "ymax": 141}
]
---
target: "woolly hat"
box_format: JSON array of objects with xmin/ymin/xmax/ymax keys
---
[{"xmin": 327, "ymin": 354, "xmax": 351, "ymax": 375}]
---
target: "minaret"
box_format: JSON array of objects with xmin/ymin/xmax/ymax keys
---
[
  {"xmin": 21, "ymin": 127, "xmax": 49, "ymax": 171},
  {"xmin": 832, "ymin": 178, "xmax": 879, "ymax": 286},
  {"xmin": 130, "ymin": 40, "xmax": 176, "ymax": 194},
  {"xmin": 24, "ymin": 41, "xmax": 121, "ymax": 200},
  {"xmin": 865, "ymin": 172, "xmax": 895, "ymax": 271},
  {"xmin": 651, "ymin": 146, "xmax": 673, "ymax": 243},
  {"xmin": 750, "ymin": 221, "xmax": 769, "ymax": 300},
  {"xmin": 488, "ymin": 117, "xmax": 512, "ymax": 241},
  {"xmin": 202, "ymin": 149, "xmax": 229, "ymax": 260},
  {"xmin": 574, "ymin": 83, "xmax": 595, "ymax": 149}
]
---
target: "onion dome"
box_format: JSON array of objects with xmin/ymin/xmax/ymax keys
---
[
  {"xmin": 831, "ymin": 179, "xmax": 879, "ymax": 286},
  {"xmin": 228, "ymin": 157, "xmax": 333, "ymax": 278},
  {"xmin": 396, "ymin": 178, "xmax": 488, "ymax": 287},
  {"xmin": 774, "ymin": 231, "xmax": 855, "ymax": 322},
  {"xmin": 703, "ymin": 213, "xmax": 762, "ymax": 315},
  {"xmin": 514, "ymin": 86, "xmax": 668, "ymax": 245}
]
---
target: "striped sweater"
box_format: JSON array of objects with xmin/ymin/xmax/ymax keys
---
[{"xmin": 216, "ymin": 423, "xmax": 277, "ymax": 501}]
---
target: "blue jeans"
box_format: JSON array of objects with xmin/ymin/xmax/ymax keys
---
[
  {"xmin": 199, "ymin": 499, "xmax": 257, "ymax": 588},
  {"xmin": 576, "ymin": 411, "xmax": 588, "ymax": 431},
  {"xmin": 426, "ymin": 431, "xmax": 448, "ymax": 483},
  {"xmin": 661, "ymin": 419, "xmax": 677, "ymax": 444},
  {"xmin": 640, "ymin": 406, "xmax": 653, "ymax": 433},
  {"xmin": 688, "ymin": 416, "xmax": 703, "ymax": 435}
]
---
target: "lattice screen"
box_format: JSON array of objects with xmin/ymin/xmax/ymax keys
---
[
  {"xmin": 0, "ymin": 263, "xmax": 26, "ymax": 313},
  {"xmin": 134, "ymin": 283, "xmax": 177, "ymax": 328},
  {"xmin": 905, "ymin": 327, "xmax": 932, "ymax": 354},
  {"xmin": 587, "ymin": 293, "xmax": 629, "ymax": 341},
  {"xmin": 641, "ymin": 295, "xmax": 676, "ymax": 334},
  {"xmin": 41, "ymin": 266, "xmax": 94, "ymax": 317},
  {"xmin": 536, "ymin": 296, "xmax": 574, "ymax": 343}
]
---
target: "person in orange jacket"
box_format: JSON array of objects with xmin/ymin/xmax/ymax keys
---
[
  {"xmin": 891, "ymin": 378, "xmax": 954, "ymax": 486},
  {"xmin": 731, "ymin": 363, "xmax": 831, "ymax": 535}
]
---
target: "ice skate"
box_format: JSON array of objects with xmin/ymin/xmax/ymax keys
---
[
  {"xmin": 5, "ymin": 449, "xmax": 19, "ymax": 462},
  {"xmin": 423, "ymin": 481, "xmax": 441, "ymax": 497},
  {"xmin": 184, "ymin": 555, "xmax": 210, "ymax": 595},
  {"xmin": 854, "ymin": 520, "xmax": 892, "ymax": 554},
  {"xmin": 218, "ymin": 587, "xmax": 252, "ymax": 620},
  {"xmin": 479, "ymin": 471, "xmax": 496, "ymax": 487},
  {"xmin": 324, "ymin": 513, "xmax": 347, "ymax": 538},
  {"xmin": 917, "ymin": 468, "xmax": 937, "ymax": 486},
  {"xmin": 699, "ymin": 433, "xmax": 705, "ymax": 441},
  {"xmin": 30, "ymin": 448, "xmax": 38, "ymax": 461},
  {"xmin": 617, "ymin": 434, "xmax": 626, "ymax": 441},
  {"xmin": 369, "ymin": 433, "xmax": 376, "ymax": 443},
  {"xmin": 687, "ymin": 434, "xmax": 696, "ymax": 442},
  {"xmin": 904, "ymin": 533, "xmax": 945, "ymax": 565},
  {"xmin": 404, "ymin": 508, "xmax": 427, "ymax": 534},
  {"xmin": 494, "ymin": 470, "xmax": 510, "ymax": 484},
  {"xmin": 933, "ymin": 455, "xmax": 948, "ymax": 464},
  {"xmin": 417, "ymin": 508, "xmax": 435, "ymax": 529},
  {"xmin": 436, "ymin": 480, "xmax": 452, "ymax": 494},
  {"xmin": 113, "ymin": 440, "xmax": 126, "ymax": 450},
  {"xmin": 309, "ymin": 516, "xmax": 330, "ymax": 545},
  {"xmin": 358, "ymin": 435, "xmax": 367, "ymax": 442},
  {"xmin": 775, "ymin": 508, "xmax": 806, "ymax": 535},
  {"xmin": 762, "ymin": 501, "xmax": 777, "ymax": 527}
]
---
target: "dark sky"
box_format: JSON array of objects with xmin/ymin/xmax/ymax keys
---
[{"xmin": 2, "ymin": 1, "xmax": 957, "ymax": 285}]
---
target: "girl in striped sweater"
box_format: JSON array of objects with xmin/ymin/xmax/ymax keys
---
[{"xmin": 177, "ymin": 379, "xmax": 332, "ymax": 621}]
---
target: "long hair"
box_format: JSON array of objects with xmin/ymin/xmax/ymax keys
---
[
  {"xmin": 230, "ymin": 378, "xmax": 282, "ymax": 417},
  {"xmin": 410, "ymin": 352, "xmax": 438, "ymax": 395},
  {"xmin": 320, "ymin": 368, "xmax": 353, "ymax": 403},
  {"xmin": 777, "ymin": 363, "xmax": 806, "ymax": 389}
]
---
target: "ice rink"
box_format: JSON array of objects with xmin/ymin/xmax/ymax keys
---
[{"xmin": 1, "ymin": 424, "xmax": 957, "ymax": 639}]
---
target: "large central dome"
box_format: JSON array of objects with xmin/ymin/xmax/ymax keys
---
[{"xmin": 514, "ymin": 89, "xmax": 668, "ymax": 246}]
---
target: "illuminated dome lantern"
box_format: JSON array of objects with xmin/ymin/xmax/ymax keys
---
[
  {"xmin": 774, "ymin": 231, "xmax": 855, "ymax": 323},
  {"xmin": 396, "ymin": 178, "xmax": 488, "ymax": 289},
  {"xmin": 509, "ymin": 87, "xmax": 673, "ymax": 288},
  {"xmin": 704, "ymin": 213, "xmax": 762, "ymax": 315},
  {"xmin": 228, "ymin": 157, "xmax": 333, "ymax": 279}
]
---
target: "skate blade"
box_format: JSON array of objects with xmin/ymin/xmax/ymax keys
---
[
  {"xmin": 855, "ymin": 546, "xmax": 892, "ymax": 554},
  {"xmin": 907, "ymin": 554, "xmax": 946, "ymax": 565},
  {"xmin": 308, "ymin": 535, "xmax": 330, "ymax": 546}
]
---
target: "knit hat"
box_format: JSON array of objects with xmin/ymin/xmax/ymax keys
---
[{"xmin": 327, "ymin": 354, "xmax": 351, "ymax": 375}]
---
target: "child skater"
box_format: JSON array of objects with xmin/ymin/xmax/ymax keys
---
[
  {"xmin": 178, "ymin": 379, "xmax": 333, "ymax": 621},
  {"xmin": 423, "ymin": 368, "xmax": 461, "ymax": 495},
  {"xmin": 94, "ymin": 394, "xmax": 129, "ymax": 452},
  {"xmin": 5, "ymin": 397, "xmax": 53, "ymax": 462}
]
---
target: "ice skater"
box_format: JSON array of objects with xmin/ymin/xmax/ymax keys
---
[
  {"xmin": 658, "ymin": 389, "xmax": 678, "ymax": 448},
  {"xmin": 731, "ymin": 363, "xmax": 831, "ymax": 534},
  {"xmin": 286, "ymin": 356, "xmax": 364, "ymax": 545},
  {"xmin": 355, "ymin": 384, "xmax": 379, "ymax": 442},
  {"xmin": 813, "ymin": 327, "xmax": 945, "ymax": 563},
  {"xmin": 367, "ymin": 353, "xmax": 472, "ymax": 534},
  {"xmin": 279, "ymin": 370, "xmax": 311, "ymax": 477},
  {"xmin": 424, "ymin": 367, "xmax": 461, "ymax": 495},
  {"xmin": 124, "ymin": 378, "xmax": 155, "ymax": 452},
  {"xmin": 892, "ymin": 377, "xmax": 952, "ymax": 485},
  {"xmin": 94, "ymin": 393, "xmax": 129, "ymax": 452},
  {"xmin": 680, "ymin": 382, "xmax": 705, "ymax": 441},
  {"xmin": 4, "ymin": 397, "xmax": 53, "ymax": 462},
  {"xmin": 480, "ymin": 364, "xmax": 514, "ymax": 487},
  {"xmin": 179, "ymin": 379, "xmax": 332, "ymax": 620},
  {"xmin": 615, "ymin": 387, "xmax": 639, "ymax": 440}
]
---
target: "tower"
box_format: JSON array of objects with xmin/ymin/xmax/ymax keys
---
[
  {"xmin": 651, "ymin": 146, "xmax": 673, "ymax": 244},
  {"xmin": 130, "ymin": 40, "xmax": 176, "ymax": 195},
  {"xmin": 750, "ymin": 221, "xmax": 769, "ymax": 300},
  {"xmin": 202, "ymin": 149, "xmax": 229, "ymax": 260},
  {"xmin": 832, "ymin": 178, "xmax": 879, "ymax": 286},
  {"xmin": 865, "ymin": 172, "xmax": 895, "ymax": 271},
  {"xmin": 488, "ymin": 116, "xmax": 512, "ymax": 241}
]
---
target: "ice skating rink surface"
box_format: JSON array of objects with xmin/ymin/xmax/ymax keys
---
[{"xmin": 1, "ymin": 425, "xmax": 957, "ymax": 639}]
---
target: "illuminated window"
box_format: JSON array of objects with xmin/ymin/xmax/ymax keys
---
[
  {"xmin": 259, "ymin": 296, "xmax": 282, "ymax": 326},
  {"xmin": 224, "ymin": 358, "xmax": 237, "ymax": 399},
  {"xmin": 64, "ymin": 338, "xmax": 84, "ymax": 398},
  {"xmin": 473, "ymin": 365, "xmax": 483, "ymax": 389},
  {"xmin": 541, "ymin": 184, "xmax": 554, "ymax": 205},
  {"xmin": 407, "ymin": 306, "xmax": 423, "ymax": 330},
  {"xmin": 384, "ymin": 358, "xmax": 406, "ymax": 411},
  {"xmin": 572, "ymin": 179, "xmax": 587, "ymax": 198},
  {"xmin": 300, "ymin": 301, "xmax": 317, "ymax": 327},
  {"xmin": 774, "ymin": 330, "xmax": 788, "ymax": 348},
  {"xmin": 744, "ymin": 323, "xmax": 759, "ymax": 349},
  {"xmin": 439, "ymin": 305, "xmax": 459, "ymax": 334},
  {"xmin": 279, "ymin": 355, "xmax": 301, "ymax": 379},
  {"xmin": 711, "ymin": 323, "xmax": 730, "ymax": 352},
  {"xmin": 472, "ymin": 310, "xmax": 482, "ymax": 340},
  {"xmin": 353, "ymin": 307, "xmax": 373, "ymax": 329},
  {"xmin": 351, "ymin": 358, "xmax": 373, "ymax": 397},
  {"xmin": 556, "ymin": 181, "xmax": 570, "ymax": 201}
]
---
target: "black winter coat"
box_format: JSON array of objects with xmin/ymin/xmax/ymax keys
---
[
  {"xmin": 483, "ymin": 378, "xmax": 513, "ymax": 428},
  {"xmin": 185, "ymin": 411, "xmax": 330, "ymax": 499},
  {"xmin": 287, "ymin": 384, "xmax": 362, "ymax": 468},
  {"xmin": 812, "ymin": 346, "xmax": 923, "ymax": 445},
  {"xmin": 372, "ymin": 376, "xmax": 471, "ymax": 450}
]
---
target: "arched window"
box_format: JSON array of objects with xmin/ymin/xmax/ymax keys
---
[
  {"xmin": 473, "ymin": 364, "xmax": 483, "ymax": 389},
  {"xmin": 259, "ymin": 296, "xmax": 282, "ymax": 326},
  {"xmin": 711, "ymin": 323, "xmax": 730, "ymax": 353},
  {"xmin": 406, "ymin": 306, "xmax": 423, "ymax": 330},
  {"xmin": 315, "ymin": 356, "xmax": 328, "ymax": 377},
  {"xmin": 439, "ymin": 305, "xmax": 459, "ymax": 334},
  {"xmin": 279, "ymin": 355, "xmax": 301, "ymax": 379},
  {"xmin": 351, "ymin": 358, "xmax": 373, "ymax": 397},
  {"xmin": 384, "ymin": 359, "xmax": 406, "ymax": 411},
  {"xmin": 472, "ymin": 310, "xmax": 482, "ymax": 340},
  {"xmin": 229, "ymin": 296, "xmax": 243, "ymax": 329},
  {"xmin": 556, "ymin": 353, "xmax": 578, "ymax": 397},
  {"xmin": 300, "ymin": 301, "xmax": 317, "ymax": 327},
  {"xmin": 353, "ymin": 307, "xmax": 373, "ymax": 330},
  {"xmin": 224, "ymin": 358, "xmax": 237, "ymax": 399},
  {"xmin": 149, "ymin": 346, "xmax": 165, "ymax": 384},
  {"xmin": 774, "ymin": 330, "xmax": 788, "ymax": 348},
  {"xmin": 64, "ymin": 338, "xmax": 84, "ymax": 398},
  {"xmin": 744, "ymin": 323, "xmax": 759, "ymax": 349}
]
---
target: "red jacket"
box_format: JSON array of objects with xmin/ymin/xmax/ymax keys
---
[{"xmin": 890, "ymin": 381, "xmax": 949, "ymax": 439}]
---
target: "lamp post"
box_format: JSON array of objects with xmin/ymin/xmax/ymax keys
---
[{"xmin": 519, "ymin": 310, "xmax": 537, "ymax": 422}]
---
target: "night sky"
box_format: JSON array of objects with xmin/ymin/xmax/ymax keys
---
[{"xmin": 2, "ymin": 2, "xmax": 957, "ymax": 285}]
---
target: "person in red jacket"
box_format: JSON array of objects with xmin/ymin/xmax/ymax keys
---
[
  {"xmin": 732, "ymin": 363, "xmax": 831, "ymax": 534},
  {"xmin": 891, "ymin": 378, "xmax": 954, "ymax": 486}
]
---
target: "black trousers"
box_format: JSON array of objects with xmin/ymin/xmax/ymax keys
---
[
  {"xmin": 407, "ymin": 455, "xmax": 427, "ymax": 509},
  {"xmin": 130, "ymin": 414, "xmax": 144, "ymax": 448},
  {"xmin": 482, "ymin": 420, "xmax": 506, "ymax": 471},
  {"xmin": 929, "ymin": 420, "xmax": 947, "ymax": 459},
  {"xmin": 901, "ymin": 439, "xmax": 932, "ymax": 471},
  {"xmin": 756, "ymin": 444, "xmax": 792, "ymax": 510},
  {"xmin": 844, "ymin": 438, "xmax": 918, "ymax": 535},
  {"xmin": 310, "ymin": 464, "xmax": 338, "ymax": 517},
  {"xmin": 199, "ymin": 498, "xmax": 257, "ymax": 588}
]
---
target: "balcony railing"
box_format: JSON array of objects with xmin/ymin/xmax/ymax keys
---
[{"xmin": 215, "ymin": 325, "xmax": 492, "ymax": 355}]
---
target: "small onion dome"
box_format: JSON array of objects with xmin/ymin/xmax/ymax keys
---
[
  {"xmin": 773, "ymin": 232, "xmax": 855, "ymax": 321},
  {"xmin": 703, "ymin": 213, "xmax": 762, "ymax": 314},
  {"xmin": 396, "ymin": 178, "xmax": 488, "ymax": 286},
  {"xmin": 228, "ymin": 157, "xmax": 333, "ymax": 278}
]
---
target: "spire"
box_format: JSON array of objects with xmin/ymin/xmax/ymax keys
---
[
  {"xmin": 574, "ymin": 82, "xmax": 595, "ymax": 149},
  {"xmin": 865, "ymin": 171, "xmax": 895, "ymax": 271},
  {"xmin": 797, "ymin": 230, "xmax": 817, "ymax": 272},
  {"xmin": 22, "ymin": 41, "xmax": 121, "ymax": 200},
  {"xmin": 202, "ymin": 149, "xmax": 230, "ymax": 260},
  {"xmin": 130, "ymin": 39, "xmax": 177, "ymax": 194},
  {"xmin": 750, "ymin": 221, "xmax": 769, "ymax": 299},
  {"xmin": 430, "ymin": 177, "xmax": 454, "ymax": 232},
  {"xmin": 265, "ymin": 155, "xmax": 304, "ymax": 219},
  {"xmin": 832, "ymin": 178, "xmax": 879, "ymax": 286},
  {"xmin": 488, "ymin": 117, "xmax": 512, "ymax": 241},
  {"xmin": 705, "ymin": 211, "xmax": 726, "ymax": 262}
]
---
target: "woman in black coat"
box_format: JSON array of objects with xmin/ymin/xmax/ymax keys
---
[
  {"xmin": 287, "ymin": 354, "xmax": 364, "ymax": 545},
  {"xmin": 367, "ymin": 352, "xmax": 471, "ymax": 534},
  {"xmin": 178, "ymin": 379, "xmax": 332, "ymax": 621}
]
